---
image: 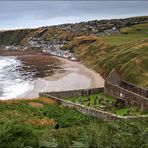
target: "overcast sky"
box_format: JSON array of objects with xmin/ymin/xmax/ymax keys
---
[{"xmin": 0, "ymin": 1, "xmax": 148, "ymax": 30}]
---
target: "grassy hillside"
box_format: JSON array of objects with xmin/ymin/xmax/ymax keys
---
[
  {"xmin": 102, "ymin": 23, "xmax": 148, "ymax": 45},
  {"xmin": 0, "ymin": 98, "xmax": 147, "ymax": 147},
  {"xmin": 100, "ymin": 24, "xmax": 148, "ymax": 87},
  {"xmin": 64, "ymin": 24, "xmax": 148, "ymax": 87}
]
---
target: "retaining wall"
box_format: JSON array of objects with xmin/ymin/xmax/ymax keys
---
[{"xmin": 42, "ymin": 87, "xmax": 104, "ymax": 99}]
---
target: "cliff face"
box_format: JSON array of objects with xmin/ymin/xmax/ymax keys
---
[{"xmin": 0, "ymin": 29, "xmax": 31, "ymax": 45}]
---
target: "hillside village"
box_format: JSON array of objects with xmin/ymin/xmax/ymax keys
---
[
  {"xmin": 3, "ymin": 37, "xmax": 77, "ymax": 60},
  {"xmin": 1, "ymin": 16, "xmax": 148, "ymax": 61},
  {"xmin": 41, "ymin": 16, "xmax": 148, "ymax": 35}
]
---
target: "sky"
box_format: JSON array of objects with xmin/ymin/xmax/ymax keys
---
[{"xmin": 0, "ymin": 1, "xmax": 148, "ymax": 30}]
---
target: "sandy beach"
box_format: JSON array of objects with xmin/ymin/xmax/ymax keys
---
[
  {"xmin": 0, "ymin": 51, "xmax": 104, "ymax": 99},
  {"xmin": 20, "ymin": 56, "xmax": 104, "ymax": 98},
  {"xmin": 53, "ymin": 56, "xmax": 104, "ymax": 88}
]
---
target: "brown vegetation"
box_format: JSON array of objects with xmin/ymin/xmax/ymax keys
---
[
  {"xmin": 39, "ymin": 98, "xmax": 56, "ymax": 105},
  {"xmin": 25, "ymin": 118, "xmax": 55, "ymax": 126},
  {"xmin": 28, "ymin": 102, "xmax": 44, "ymax": 108}
]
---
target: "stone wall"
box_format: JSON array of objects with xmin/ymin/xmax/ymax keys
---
[
  {"xmin": 40, "ymin": 88, "xmax": 104, "ymax": 99},
  {"xmin": 105, "ymin": 69, "xmax": 148, "ymax": 112},
  {"xmin": 120, "ymin": 80, "xmax": 148, "ymax": 98},
  {"xmin": 106, "ymin": 68, "xmax": 121, "ymax": 85},
  {"xmin": 105, "ymin": 82, "xmax": 148, "ymax": 111},
  {"xmin": 39, "ymin": 92, "xmax": 148, "ymax": 121}
]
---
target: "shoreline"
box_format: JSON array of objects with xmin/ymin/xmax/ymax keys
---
[
  {"xmin": 20, "ymin": 55, "xmax": 104, "ymax": 99},
  {"xmin": 0, "ymin": 51, "xmax": 104, "ymax": 99},
  {"xmin": 52, "ymin": 56, "xmax": 104, "ymax": 88}
]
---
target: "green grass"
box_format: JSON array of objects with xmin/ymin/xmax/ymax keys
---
[
  {"xmin": 102, "ymin": 33, "xmax": 148, "ymax": 45},
  {"xmin": 66, "ymin": 93, "xmax": 116, "ymax": 108},
  {"xmin": 0, "ymin": 98, "xmax": 97, "ymax": 147},
  {"xmin": 116, "ymin": 108, "xmax": 129, "ymax": 116},
  {"xmin": 102, "ymin": 23, "xmax": 148, "ymax": 45},
  {"xmin": 120, "ymin": 23, "xmax": 148, "ymax": 34},
  {"xmin": 0, "ymin": 99, "xmax": 148, "ymax": 148},
  {"xmin": 0, "ymin": 99, "xmax": 95, "ymax": 128}
]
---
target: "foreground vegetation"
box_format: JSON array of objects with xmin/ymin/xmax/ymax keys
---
[{"xmin": 0, "ymin": 98, "xmax": 148, "ymax": 147}]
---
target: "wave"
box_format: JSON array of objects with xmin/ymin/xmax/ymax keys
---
[{"xmin": 0, "ymin": 56, "xmax": 34, "ymax": 100}]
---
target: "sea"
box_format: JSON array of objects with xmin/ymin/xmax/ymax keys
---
[{"xmin": 0, "ymin": 56, "xmax": 33, "ymax": 100}]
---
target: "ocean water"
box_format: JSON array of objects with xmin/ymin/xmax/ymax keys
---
[{"xmin": 0, "ymin": 56, "xmax": 33, "ymax": 100}]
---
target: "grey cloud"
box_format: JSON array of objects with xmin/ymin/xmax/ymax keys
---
[{"xmin": 0, "ymin": 1, "xmax": 148, "ymax": 29}]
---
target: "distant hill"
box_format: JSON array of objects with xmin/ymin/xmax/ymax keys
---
[{"xmin": 0, "ymin": 16, "xmax": 148, "ymax": 87}]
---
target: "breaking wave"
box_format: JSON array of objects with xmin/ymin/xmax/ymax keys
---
[{"xmin": 0, "ymin": 56, "xmax": 33, "ymax": 100}]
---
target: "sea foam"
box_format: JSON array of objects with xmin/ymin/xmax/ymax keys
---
[{"xmin": 0, "ymin": 56, "xmax": 33, "ymax": 100}]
